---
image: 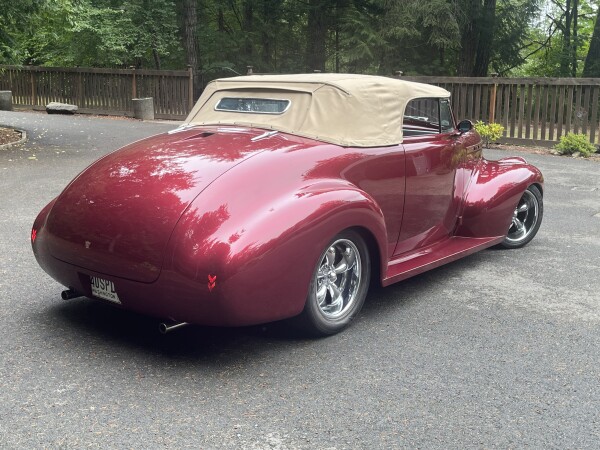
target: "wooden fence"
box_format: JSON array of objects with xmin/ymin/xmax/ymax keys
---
[
  {"xmin": 402, "ymin": 76, "xmax": 600, "ymax": 147},
  {"xmin": 1, "ymin": 66, "xmax": 599, "ymax": 146},
  {"xmin": 0, "ymin": 65, "xmax": 193, "ymax": 120}
]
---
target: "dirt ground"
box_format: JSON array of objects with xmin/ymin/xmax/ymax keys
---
[{"xmin": 0, "ymin": 126, "xmax": 22, "ymax": 146}]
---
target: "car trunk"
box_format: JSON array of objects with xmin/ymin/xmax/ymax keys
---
[{"xmin": 45, "ymin": 127, "xmax": 265, "ymax": 282}]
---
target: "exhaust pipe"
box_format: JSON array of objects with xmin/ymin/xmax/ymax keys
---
[
  {"xmin": 61, "ymin": 289, "xmax": 83, "ymax": 300},
  {"xmin": 158, "ymin": 321, "xmax": 189, "ymax": 334}
]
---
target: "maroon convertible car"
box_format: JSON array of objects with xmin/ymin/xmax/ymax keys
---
[{"xmin": 32, "ymin": 74, "xmax": 543, "ymax": 335}]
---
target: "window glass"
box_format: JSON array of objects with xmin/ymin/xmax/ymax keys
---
[
  {"xmin": 215, "ymin": 97, "xmax": 290, "ymax": 114},
  {"xmin": 439, "ymin": 99, "xmax": 454, "ymax": 132},
  {"xmin": 403, "ymin": 98, "xmax": 440, "ymax": 136},
  {"xmin": 403, "ymin": 98, "xmax": 456, "ymax": 136}
]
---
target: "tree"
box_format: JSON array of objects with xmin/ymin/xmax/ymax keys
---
[
  {"xmin": 378, "ymin": 0, "xmax": 460, "ymax": 75},
  {"xmin": 127, "ymin": 0, "xmax": 179, "ymax": 69},
  {"xmin": 557, "ymin": 0, "xmax": 579, "ymax": 75},
  {"xmin": 306, "ymin": 0, "xmax": 330, "ymax": 72},
  {"xmin": 472, "ymin": 0, "xmax": 497, "ymax": 76},
  {"xmin": 515, "ymin": 0, "xmax": 596, "ymax": 77},
  {"xmin": 583, "ymin": 4, "xmax": 600, "ymax": 76},
  {"xmin": 0, "ymin": 0, "xmax": 42, "ymax": 63},
  {"xmin": 488, "ymin": 0, "xmax": 542, "ymax": 75},
  {"xmin": 456, "ymin": 0, "xmax": 540, "ymax": 76},
  {"xmin": 180, "ymin": 0, "xmax": 201, "ymax": 98},
  {"xmin": 20, "ymin": 0, "xmax": 179, "ymax": 69},
  {"xmin": 2, "ymin": 0, "xmax": 598, "ymax": 84}
]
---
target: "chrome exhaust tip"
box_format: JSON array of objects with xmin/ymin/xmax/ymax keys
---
[
  {"xmin": 158, "ymin": 321, "xmax": 189, "ymax": 334},
  {"xmin": 61, "ymin": 289, "xmax": 83, "ymax": 300}
]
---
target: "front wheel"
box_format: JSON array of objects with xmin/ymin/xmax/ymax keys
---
[
  {"xmin": 294, "ymin": 230, "xmax": 371, "ymax": 336},
  {"xmin": 500, "ymin": 184, "xmax": 543, "ymax": 249}
]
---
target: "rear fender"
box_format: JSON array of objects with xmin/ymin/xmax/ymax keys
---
[
  {"xmin": 456, "ymin": 157, "xmax": 544, "ymax": 238},
  {"xmin": 167, "ymin": 181, "xmax": 388, "ymax": 324}
]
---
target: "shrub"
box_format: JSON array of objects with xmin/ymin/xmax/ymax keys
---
[
  {"xmin": 474, "ymin": 121, "xmax": 504, "ymax": 148},
  {"xmin": 554, "ymin": 132, "xmax": 596, "ymax": 157}
]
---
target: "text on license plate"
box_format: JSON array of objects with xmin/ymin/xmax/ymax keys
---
[{"xmin": 90, "ymin": 277, "xmax": 121, "ymax": 304}]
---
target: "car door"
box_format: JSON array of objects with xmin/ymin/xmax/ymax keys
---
[{"xmin": 393, "ymin": 98, "xmax": 465, "ymax": 256}]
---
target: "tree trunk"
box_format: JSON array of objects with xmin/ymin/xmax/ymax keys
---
[
  {"xmin": 218, "ymin": 5, "xmax": 225, "ymax": 32},
  {"xmin": 260, "ymin": 0, "xmax": 277, "ymax": 71},
  {"xmin": 306, "ymin": 0, "xmax": 328, "ymax": 72},
  {"xmin": 457, "ymin": 0, "xmax": 480, "ymax": 76},
  {"xmin": 243, "ymin": 0, "xmax": 254, "ymax": 63},
  {"xmin": 571, "ymin": 0, "xmax": 578, "ymax": 77},
  {"xmin": 152, "ymin": 47, "xmax": 161, "ymax": 70},
  {"xmin": 560, "ymin": 0, "xmax": 572, "ymax": 76},
  {"xmin": 472, "ymin": 0, "xmax": 496, "ymax": 76},
  {"xmin": 183, "ymin": 0, "xmax": 200, "ymax": 99},
  {"xmin": 583, "ymin": 6, "xmax": 600, "ymax": 77}
]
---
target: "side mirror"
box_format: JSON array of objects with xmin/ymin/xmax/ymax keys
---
[{"xmin": 457, "ymin": 119, "xmax": 473, "ymax": 134}]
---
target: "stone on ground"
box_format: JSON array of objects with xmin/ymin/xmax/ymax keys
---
[{"xmin": 46, "ymin": 102, "xmax": 78, "ymax": 115}]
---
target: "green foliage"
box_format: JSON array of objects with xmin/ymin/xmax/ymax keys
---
[
  {"xmin": 17, "ymin": 0, "xmax": 179, "ymax": 68},
  {"xmin": 513, "ymin": 0, "xmax": 598, "ymax": 77},
  {"xmin": 583, "ymin": 5, "xmax": 600, "ymax": 76},
  {"xmin": 0, "ymin": 0, "xmax": 43, "ymax": 63},
  {"xmin": 378, "ymin": 0, "xmax": 460, "ymax": 75},
  {"xmin": 489, "ymin": 0, "xmax": 541, "ymax": 75},
  {"xmin": 0, "ymin": 0, "xmax": 598, "ymax": 81},
  {"xmin": 554, "ymin": 132, "xmax": 597, "ymax": 157},
  {"xmin": 474, "ymin": 121, "xmax": 505, "ymax": 148}
]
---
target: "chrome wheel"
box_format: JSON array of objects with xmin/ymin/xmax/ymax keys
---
[
  {"xmin": 294, "ymin": 230, "xmax": 370, "ymax": 336},
  {"xmin": 505, "ymin": 189, "xmax": 539, "ymax": 244},
  {"xmin": 315, "ymin": 239, "xmax": 362, "ymax": 319},
  {"xmin": 500, "ymin": 185, "xmax": 543, "ymax": 249}
]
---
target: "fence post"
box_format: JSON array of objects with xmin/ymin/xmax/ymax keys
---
[
  {"xmin": 77, "ymin": 69, "xmax": 83, "ymax": 107},
  {"xmin": 131, "ymin": 67, "xmax": 137, "ymax": 99},
  {"xmin": 30, "ymin": 67, "xmax": 37, "ymax": 107},
  {"xmin": 187, "ymin": 65, "xmax": 194, "ymax": 111},
  {"xmin": 489, "ymin": 73, "xmax": 498, "ymax": 124}
]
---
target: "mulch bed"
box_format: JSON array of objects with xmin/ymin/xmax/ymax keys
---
[
  {"xmin": 0, "ymin": 127, "xmax": 22, "ymax": 146},
  {"xmin": 495, "ymin": 143, "xmax": 600, "ymax": 162}
]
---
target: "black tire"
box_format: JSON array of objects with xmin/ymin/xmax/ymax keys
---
[
  {"xmin": 500, "ymin": 184, "xmax": 543, "ymax": 249},
  {"xmin": 294, "ymin": 230, "xmax": 371, "ymax": 336}
]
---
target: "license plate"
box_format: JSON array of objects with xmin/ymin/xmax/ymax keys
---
[{"xmin": 90, "ymin": 277, "xmax": 121, "ymax": 304}]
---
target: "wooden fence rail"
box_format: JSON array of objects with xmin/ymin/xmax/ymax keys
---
[
  {"xmin": 0, "ymin": 65, "xmax": 193, "ymax": 120},
  {"xmin": 402, "ymin": 76, "xmax": 600, "ymax": 146}
]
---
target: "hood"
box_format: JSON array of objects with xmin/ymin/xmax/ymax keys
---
[{"xmin": 45, "ymin": 126, "xmax": 275, "ymax": 282}]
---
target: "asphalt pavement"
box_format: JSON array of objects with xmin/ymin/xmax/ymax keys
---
[{"xmin": 1, "ymin": 110, "xmax": 600, "ymax": 449}]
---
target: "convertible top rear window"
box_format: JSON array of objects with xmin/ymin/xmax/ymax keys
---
[{"xmin": 215, "ymin": 97, "xmax": 291, "ymax": 114}]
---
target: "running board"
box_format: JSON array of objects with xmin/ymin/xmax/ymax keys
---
[{"xmin": 382, "ymin": 236, "xmax": 504, "ymax": 287}]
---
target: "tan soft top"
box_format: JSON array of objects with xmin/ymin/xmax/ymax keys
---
[{"xmin": 184, "ymin": 73, "xmax": 450, "ymax": 147}]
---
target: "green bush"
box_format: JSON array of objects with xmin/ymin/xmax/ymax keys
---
[
  {"xmin": 554, "ymin": 133, "xmax": 596, "ymax": 157},
  {"xmin": 474, "ymin": 121, "xmax": 505, "ymax": 148}
]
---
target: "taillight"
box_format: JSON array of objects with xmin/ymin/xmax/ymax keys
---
[
  {"xmin": 31, "ymin": 228, "xmax": 37, "ymax": 243},
  {"xmin": 208, "ymin": 274, "xmax": 217, "ymax": 291}
]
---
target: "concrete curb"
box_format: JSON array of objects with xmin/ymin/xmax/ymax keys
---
[{"xmin": 0, "ymin": 125, "xmax": 27, "ymax": 149}]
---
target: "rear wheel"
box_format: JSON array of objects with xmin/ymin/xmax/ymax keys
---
[
  {"xmin": 500, "ymin": 185, "xmax": 543, "ymax": 249},
  {"xmin": 295, "ymin": 230, "xmax": 370, "ymax": 336}
]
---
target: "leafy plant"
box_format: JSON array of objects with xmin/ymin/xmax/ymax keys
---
[
  {"xmin": 554, "ymin": 132, "xmax": 597, "ymax": 157},
  {"xmin": 474, "ymin": 121, "xmax": 505, "ymax": 148}
]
